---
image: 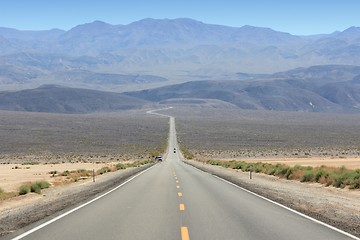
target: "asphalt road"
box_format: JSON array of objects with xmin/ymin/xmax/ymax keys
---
[{"xmin": 6, "ymin": 115, "xmax": 358, "ymax": 240}]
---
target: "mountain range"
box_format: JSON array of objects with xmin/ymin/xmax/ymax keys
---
[
  {"xmin": 1, "ymin": 18, "xmax": 360, "ymax": 90},
  {"xmin": 1, "ymin": 65, "xmax": 360, "ymax": 114},
  {"xmin": 1, "ymin": 18, "xmax": 360, "ymax": 114}
]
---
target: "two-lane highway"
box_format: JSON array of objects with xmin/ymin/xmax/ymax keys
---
[{"xmin": 5, "ymin": 114, "xmax": 359, "ymax": 240}]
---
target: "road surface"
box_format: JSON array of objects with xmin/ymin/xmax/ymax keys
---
[{"xmin": 5, "ymin": 115, "xmax": 358, "ymax": 240}]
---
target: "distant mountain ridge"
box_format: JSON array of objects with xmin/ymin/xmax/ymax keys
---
[
  {"xmin": 1, "ymin": 65, "xmax": 360, "ymax": 114},
  {"xmin": 1, "ymin": 18, "xmax": 360, "ymax": 114},
  {"xmin": 1, "ymin": 18, "xmax": 360, "ymax": 86},
  {"xmin": 125, "ymin": 65, "xmax": 360, "ymax": 113}
]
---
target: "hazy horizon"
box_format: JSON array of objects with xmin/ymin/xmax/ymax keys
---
[{"xmin": 1, "ymin": 0, "xmax": 360, "ymax": 35}]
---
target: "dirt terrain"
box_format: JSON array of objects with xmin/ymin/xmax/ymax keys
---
[
  {"xmin": 167, "ymin": 107, "xmax": 360, "ymax": 159},
  {"xmin": 0, "ymin": 161, "xmax": 120, "ymax": 193}
]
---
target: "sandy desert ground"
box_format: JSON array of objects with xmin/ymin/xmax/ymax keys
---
[{"xmin": 0, "ymin": 161, "xmax": 118, "ymax": 192}]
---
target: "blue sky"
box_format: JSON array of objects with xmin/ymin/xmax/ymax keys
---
[{"xmin": 1, "ymin": 0, "xmax": 359, "ymax": 35}]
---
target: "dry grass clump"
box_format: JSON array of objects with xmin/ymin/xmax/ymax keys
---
[
  {"xmin": 19, "ymin": 181, "xmax": 51, "ymax": 195},
  {"xmin": 206, "ymin": 160, "xmax": 360, "ymax": 189},
  {"xmin": 0, "ymin": 187, "xmax": 17, "ymax": 200}
]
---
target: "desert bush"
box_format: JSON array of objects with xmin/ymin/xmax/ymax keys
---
[
  {"xmin": 36, "ymin": 180, "xmax": 50, "ymax": 189},
  {"xmin": 19, "ymin": 184, "xmax": 31, "ymax": 195},
  {"xmin": 19, "ymin": 181, "xmax": 50, "ymax": 195},
  {"xmin": 30, "ymin": 183, "xmax": 41, "ymax": 194},
  {"xmin": 31, "ymin": 181, "xmax": 50, "ymax": 194},
  {"xmin": 205, "ymin": 159, "xmax": 360, "ymax": 189},
  {"xmin": 116, "ymin": 163, "xmax": 126, "ymax": 170},
  {"xmin": 300, "ymin": 170, "xmax": 314, "ymax": 182},
  {"xmin": 97, "ymin": 167, "xmax": 112, "ymax": 175}
]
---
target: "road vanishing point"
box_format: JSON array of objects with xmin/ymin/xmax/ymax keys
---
[{"xmin": 5, "ymin": 111, "xmax": 359, "ymax": 240}]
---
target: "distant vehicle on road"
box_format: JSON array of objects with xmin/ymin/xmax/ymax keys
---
[
  {"xmin": 155, "ymin": 156, "xmax": 163, "ymax": 161},
  {"xmin": 173, "ymin": 148, "xmax": 176, "ymax": 153}
]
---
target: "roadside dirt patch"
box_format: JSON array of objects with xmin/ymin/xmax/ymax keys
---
[{"xmin": 0, "ymin": 162, "xmax": 119, "ymax": 193}]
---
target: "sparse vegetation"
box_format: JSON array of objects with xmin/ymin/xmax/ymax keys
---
[
  {"xmin": 206, "ymin": 159, "xmax": 360, "ymax": 189},
  {"xmin": 116, "ymin": 163, "xmax": 126, "ymax": 170},
  {"xmin": 0, "ymin": 110, "xmax": 168, "ymax": 160},
  {"xmin": 149, "ymin": 139, "xmax": 168, "ymax": 158},
  {"xmin": 172, "ymin": 108, "xmax": 360, "ymax": 160},
  {"xmin": 180, "ymin": 144, "xmax": 194, "ymax": 159},
  {"xmin": 0, "ymin": 187, "xmax": 17, "ymax": 200},
  {"xmin": 21, "ymin": 162, "xmax": 40, "ymax": 165},
  {"xmin": 97, "ymin": 167, "xmax": 112, "ymax": 175},
  {"xmin": 19, "ymin": 185, "xmax": 30, "ymax": 195},
  {"xmin": 19, "ymin": 181, "xmax": 51, "ymax": 195}
]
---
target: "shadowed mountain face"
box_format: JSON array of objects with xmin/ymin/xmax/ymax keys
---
[
  {"xmin": 0, "ymin": 85, "xmax": 149, "ymax": 113},
  {"xmin": 1, "ymin": 65, "xmax": 360, "ymax": 114},
  {"xmin": 125, "ymin": 65, "xmax": 360, "ymax": 113}
]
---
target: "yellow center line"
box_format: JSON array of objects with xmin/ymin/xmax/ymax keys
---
[
  {"xmin": 176, "ymin": 180, "xmax": 179, "ymax": 183},
  {"xmin": 181, "ymin": 227, "xmax": 190, "ymax": 240},
  {"xmin": 179, "ymin": 204, "xmax": 185, "ymax": 211},
  {"xmin": 178, "ymin": 192, "xmax": 182, "ymax": 197},
  {"xmin": 176, "ymin": 185, "xmax": 180, "ymax": 189}
]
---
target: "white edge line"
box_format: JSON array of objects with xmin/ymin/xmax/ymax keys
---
[
  {"xmin": 11, "ymin": 164, "xmax": 158, "ymax": 240},
  {"xmin": 185, "ymin": 162, "xmax": 360, "ymax": 240}
]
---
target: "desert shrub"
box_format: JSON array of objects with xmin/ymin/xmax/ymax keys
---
[
  {"xmin": 274, "ymin": 164, "xmax": 289, "ymax": 177},
  {"xmin": 349, "ymin": 178, "xmax": 360, "ymax": 189},
  {"xmin": 204, "ymin": 159, "xmax": 360, "ymax": 189},
  {"xmin": 254, "ymin": 163, "xmax": 264, "ymax": 173},
  {"xmin": 62, "ymin": 170, "xmax": 70, "ymax": 176},
  {"xmin": 30, "ymin": 183, "xmax": 41, "ymax": 194},
  {"xmin": 19, "ymin": 184, "xmax": 30, "ymax": 195},
  {"xmin": 36, "ymin": 180, "xmax": 50, "ymax": 189},
  {"xmin": 30, "ymin": 181, "xmax": 50, "ymax": 194},
  {"xmin": 116, "ymin": 163, "xmax": 126, "ymax": 170},
  {"xmin": 300, "ymin": 170, "xmax": 314, "ymax": 182},
  {"xmin": 332, "ymin": 174, "xmax": 347, "ymax": 188},
  {"xmin": 97, "ymin": 167, "xmax": 112, "ymax": 175},
  {"xmin": 207, "ymin": 160, "xmax": 222, "ymax": 166},
  {"xmin": 76, "ymin": 169, "xmax": 90, "ymax": 176},
  {"xmin": 284, "ymin": 168, "xmax": 293, "ymax": 179}
]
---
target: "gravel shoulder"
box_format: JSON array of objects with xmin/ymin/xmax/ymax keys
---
[
  {"xmin": 184, "ymin": 159, "xmax": 360, "ymax": 238},
  {"xmin": 0, "ymin": 163, "xmax": 156, "ymax": 238}
]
